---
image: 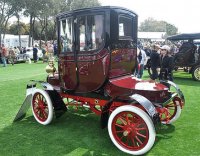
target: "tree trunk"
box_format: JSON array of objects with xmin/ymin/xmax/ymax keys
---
[
  {"xmin": 45, "ymin": 16, "xmax": 48, "ymax": 44},
  {"xmin": 0, "ymin": 31, "xmax": 2, "ymax": 46},
  {"xmin": 52, "ymin": 19, "xmax": 57, "ymax": 42},
  {"xmin": 32, "ymin": 17, "xmax": 35, "ymax": 46},
  {"xmin": 29, "ymin": 14, "xmax": 33, "ymax": 47},
  {"xmin": 17, "ymin": 16, "xmax": 22, "ymax": 48},
  {"xmin": 39, "ymin": 27, "xmax": 45, "ymax": 48}
]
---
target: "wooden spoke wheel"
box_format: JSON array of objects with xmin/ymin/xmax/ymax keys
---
[
  {"xmin": 108, "ymin": 105, "xmax": 155, "ymax": 155},
  {"xmin": 192, "ymin": 65, "xmax": 200, "ymax": 81},
  {"xmin": 32, "ymin": 89, "xmax": 53, "ymax": 125},
  {"xmin": 161, "ymin": 97, "xmax": 182, "ymax": 124}
]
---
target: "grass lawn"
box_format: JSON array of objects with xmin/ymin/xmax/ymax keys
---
[{"xmin": 0, "ymin": 62, "xmax": 200, "ymax": 156}]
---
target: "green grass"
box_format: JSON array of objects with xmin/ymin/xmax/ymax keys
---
[{"xmin": 0, "ymin": 63, "xmax": 200, "ymax": 156}]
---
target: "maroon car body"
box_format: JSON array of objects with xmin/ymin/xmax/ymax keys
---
[{"xmin": 15, "ymin": 6, "xmax": 185, "ymax": 156}]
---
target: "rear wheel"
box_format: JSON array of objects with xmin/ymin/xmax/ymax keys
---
[
  {"xmin": 160, "ymin": 97, "xmax": 182, "ymax": 124},
  {"xmin": 192, "ymin": 65, "xmax": 200, "ymax": 81},
  {"xmin": 108, "ymin": 105, "xmax": 155, "ymax": 155},
  {"xmin": 32, "ymin": 89, "xmax": 54, "ymax": 125}
]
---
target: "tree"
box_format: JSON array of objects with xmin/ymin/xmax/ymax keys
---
[
  {"xmin": 139, "ymin": 17, "xmax": 178, "ymax": 37},
  {"xmin": 9, "ymin": 22, "xmax": 29, "ymax": 35},
  {"xmin": 8, "ymin": 0, "xmax": 26, "ymax": 47},
  {"xmin": 4, "ymin": 0, "xmax": 101, "ymax": 47},
  {"xmin": 70, "ymin": 0, "xmax": 100, "ymax": 10},
  {"xmin": 0, "ymin": 0, "xmax": 15, "ymax": 45}
]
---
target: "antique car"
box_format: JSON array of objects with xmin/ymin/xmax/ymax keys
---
[
  {"xmin": 14, "ymin": 6, "xmax": 185, "ymax": 155},
  {"xmin": 167, "ymin": 33, "xmax": 200, "ymax": 81}
]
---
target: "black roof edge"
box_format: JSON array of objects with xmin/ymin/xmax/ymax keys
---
[
  {"xmin": 56, "ymin": 6, "xmax": 138, "ymax": 18},
  {"xmin": 167, "ymin": 33, "xmax": 200, "ymax": 41}
]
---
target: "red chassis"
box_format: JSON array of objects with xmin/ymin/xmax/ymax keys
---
[{"xmin": 14, "ymin": 74, "xmax": 184, "ymax": 155}]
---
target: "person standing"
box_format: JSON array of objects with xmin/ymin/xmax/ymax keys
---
[
  {"xmin": 135, "ymin": 47, "xmax": 147, "ymax": 78},
  {"xmin": 159, "ymin": 45, "xmax": 174, "ymax": 85},
  {"xmin": 8, "ymin": 47, "xmax": 15, "ymax": 65},
  {"xmin": 1, "ymin": 44, "xmax": 8, "ymax": 67},
  {"xmin": 150, "ymin": 44, "xmax": 161, "ymax": 81},
  {"xmin": 33, "ymin": 45, "xmax": 38, "ymax": 63}
]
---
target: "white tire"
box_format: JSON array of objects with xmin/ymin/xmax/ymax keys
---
[
  {"xmin": 108, "ymin": 105, "xmax": 156, "ymax": 155},
  {"xmin": 31, "ymin": 89, "xmax": 54, "ymax": 125}
]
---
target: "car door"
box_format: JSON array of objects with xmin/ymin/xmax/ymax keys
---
[{"xmin": 58, "ymin": 17, "xmax": 78, "ymax": 90}]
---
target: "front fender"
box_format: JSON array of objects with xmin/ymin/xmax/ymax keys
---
[{"xmin": 28, "ymin": 80, "xmax": 67, "ymax": 118}]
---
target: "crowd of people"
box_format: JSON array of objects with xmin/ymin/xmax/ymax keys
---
[
  {"xmin": 134, "ymin": 42, "xmax": 177, "ymax": 85},
  {"xmin": 0, "ymin": 42, "xmax": 57, "ymax": 67}
]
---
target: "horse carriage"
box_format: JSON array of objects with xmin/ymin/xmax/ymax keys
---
[{"xmin": 14, "ymin": 6, "xmax": 185, "ymax": 155}]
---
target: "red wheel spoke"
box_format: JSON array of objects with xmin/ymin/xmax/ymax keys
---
[
  {"xmin": 116, "ymin": 130, "xmax": 124, "ymax": 133},
  {"xmin": 115, "ymin": 123, "xmax": 124, "ymax": 129},
  {"xmin": 135, "ymin": 136, "xmax": 143, "ymax": 145},
  {"xmin": 42, "ymin": 110, "xmax": 48, "ymax": 119},
  {"xmin": 125, "ymin": 114, "xmax": 131, "ymax": 125},
  {"xmin": 120, "ymin": 134, "xmax": 125, "ymax": 140},
  {"xmin": 136, "ymin": 127, "xmax": 146, "ymax": 131},
  {"xmin": 136, "ymin": 132, "xmax": 147, "ymax": 138},
  {"xmin": 131, "ymin": 137, "xmax": 136, "ymax": 147},
  {"xmin": 35, "ymin": 108, "xmax": 40, "ymax": 113},
  {"xmin": 136, "ymin": 123, "xmax": 145, "ymax": 128},
  {"xmin": 118, "ymin": 117, "xmax": 127, "ymax": 125}
]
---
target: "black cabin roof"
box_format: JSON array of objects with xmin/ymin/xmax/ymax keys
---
[
  {"xmin": 56, "ymin": 6, "xmax": 137, "ymax": 18},
  {"xmin": 167, "ymin": 33, "xmax": 200, "ymax": 41}
]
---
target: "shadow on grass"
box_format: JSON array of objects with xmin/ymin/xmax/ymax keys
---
[
  {"xmin": 153, "ymin": 124, "xmax": 175, "ymax": 147},
  {"xmin": 0, "ymin": 110, "xmax": 130, "ymax": 156}
]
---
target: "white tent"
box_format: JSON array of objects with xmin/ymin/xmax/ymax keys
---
[
  {"xmin": 138, "ymin": 32, "xmax": 166, "ymax": 41},
  {"xmin": 1, "ymin": 34, "xmax": 31, "ymax": 48}
]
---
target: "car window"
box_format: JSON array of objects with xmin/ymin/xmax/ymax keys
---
[
  {"xmin": 119, "ymin": 15, "xmax": 133, "ymax": 39},
  {"xmin": 60, "ymin": 18, "xmax": 73, "ymax": 53},
  {"xmin": 78, "ymin": 14, "xmax": 104, "ymax": 52}
]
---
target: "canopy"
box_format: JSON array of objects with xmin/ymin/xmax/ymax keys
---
[{"xmin": 167, "ymin": 33, "xmax": 200, "ymax": 41}]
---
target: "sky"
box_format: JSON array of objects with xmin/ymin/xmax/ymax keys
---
[{"xmin": 100, "ymin": 0, "xmax": 200, "ymax": 33}]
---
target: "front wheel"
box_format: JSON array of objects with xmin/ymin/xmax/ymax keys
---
[
  {"xmin": 32, "ymin": 89, "xmax": 54, "ymax": 125},
  {"xmin": 108, "ymin": 105, "xmax": 156, "ymax": 155},
  {"xmin": 192, "ymin": 65, "xmax": 200, "ymax": 81}
]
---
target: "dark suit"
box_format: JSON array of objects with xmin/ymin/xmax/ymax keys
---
[
  {"xmin": 160, "ymin": 55, "xmax": 174, "ymax": 81},
  {"xmin": 150, "ymin": 50, "xmax": 160, "ymax": 80}
]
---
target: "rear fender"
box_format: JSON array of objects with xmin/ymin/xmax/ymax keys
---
[
  {"xmin": 100, "ymin": 94, "xmax": 160, "ymax": 129},
  {"xmin": 130, "ymin": 94, "xmax": 160, "ymax": 125}
]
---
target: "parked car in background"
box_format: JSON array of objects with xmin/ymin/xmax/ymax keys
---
[
  {"xmin": 167, "ymin": 33, "xmax": 200, "ymax": 81},
  {"xmin": 7, "ymin": 53, "xmax": 29, "ymax": 64},
  {"xmin": 25, "ymin": 47, "xmax": 43, "ymax": 59}
]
